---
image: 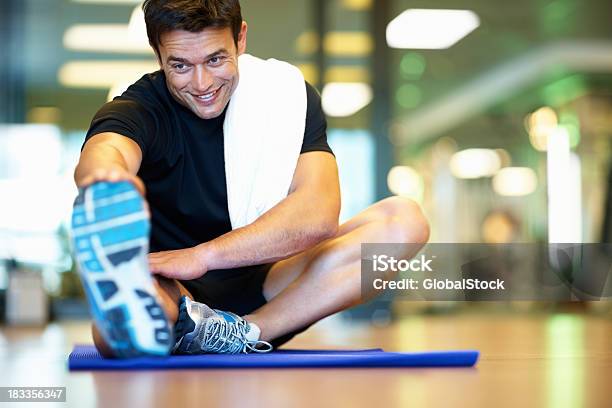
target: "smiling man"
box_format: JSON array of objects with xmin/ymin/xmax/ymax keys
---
[
  {"xmin": 72, "ymin": 0, "xmax": 429, "ymax": 357},
  {"xmin": 161, "ymin": 31, "xmax": 239, "ymax": 119}
]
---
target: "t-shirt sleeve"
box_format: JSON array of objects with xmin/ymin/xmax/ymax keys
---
[
  {"xmin": 83, "ymin": 98, "xmax": 160, "ymax": 162},
  {"xmin": 301, "ymin": 81, "xmax": 334, "ymax": 156}
]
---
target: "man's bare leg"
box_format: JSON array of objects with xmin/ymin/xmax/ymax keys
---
[
  {"xmin": 92, "ymin": 277, "xmax": 192, "ymax": 357},
  {"xmin": 244, "ymin": 197, "xmax": 430, "ymax": 342}
]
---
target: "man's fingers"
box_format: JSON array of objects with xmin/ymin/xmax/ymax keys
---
[
  {"xmin": 148, "ymin": 252, "xmax": 164, "ymax": 262},
  {"xmin": 148, "ymin": 258, "xmax": 183, "ymax": 280},
  {"xmin": 79, "ymin": 175, "xmax": 93, "ymax": 187},
  {"xmin": 149, "ymin": 264, "xmax": 178, "ymax": 279},
  {"xmin": 108, "ymin": 169, "xmax": 120, "ymax": 181},
  {"xmin": 148, "ymin": 254, "xmax": 165, "ymax": 270},
  {"xmin": 77, "ymin": 170, "xmax": 146, "ymax": 197},
  {"xmin": 148, "ymin": 260, "xmax": 163, "ymax": 274}
]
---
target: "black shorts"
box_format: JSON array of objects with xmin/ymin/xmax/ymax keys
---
[{"xmin": 178, "ymin": 263, "xmax": 309, "ymax": 348}]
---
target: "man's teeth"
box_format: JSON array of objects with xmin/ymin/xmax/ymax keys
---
[{"xmin": 197, "ymin": 89, "xmax": 217, "ymax": 100}]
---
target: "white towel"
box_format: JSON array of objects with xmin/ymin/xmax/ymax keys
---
[{"xmin": 223, "ymin": 54, "xmax": 307, "ymax": 229}]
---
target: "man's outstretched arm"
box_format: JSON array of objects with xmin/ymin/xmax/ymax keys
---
[
  {"xmin": 74, "ymin": 132, "xmax": 144, "ymax": 193},
  {"xmin": 149, "ymin": 151, "xmax": 341, "ymax": 279}
]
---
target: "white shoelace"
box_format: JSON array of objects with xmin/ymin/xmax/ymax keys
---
[{"xmin": 203, "ymin": 318, "xmax": 273, "ymax": 354}]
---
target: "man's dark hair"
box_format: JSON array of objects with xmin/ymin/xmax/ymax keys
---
[{"xmin": 142, "ymin": 0, "xmax": 243, "ymax": 56}]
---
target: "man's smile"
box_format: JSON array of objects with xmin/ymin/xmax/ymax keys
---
[{"xmin": 190, "ymin": 85, "xmax": 223, "ymax": 105}]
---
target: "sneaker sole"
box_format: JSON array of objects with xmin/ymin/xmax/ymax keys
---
[{"xmin": 71, "ymin": 181, "xmax": 172, "ymax": 357}]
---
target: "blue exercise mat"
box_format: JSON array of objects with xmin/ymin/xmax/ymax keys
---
[{"xmin": 68, "ymin": 345, "xmax": 479, "ymax": 370}]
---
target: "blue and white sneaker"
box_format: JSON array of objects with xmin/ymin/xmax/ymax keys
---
[
  {"xmin": 71, "ymin": 180, "xmax": 172, "ymax": 357},
  {"xmin": 173, "ymin": 296, "xmax": 273, "ymax": 354}
]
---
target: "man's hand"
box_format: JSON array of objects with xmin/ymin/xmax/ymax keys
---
[
  {"xmin": 78, "ymin": 168, "xmax": 146, "ymax": 196},
  {"xmin": 148, "ymin": 246, "xmax": 208, "ymax": 280}
]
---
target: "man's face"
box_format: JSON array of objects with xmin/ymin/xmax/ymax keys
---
[{"xmin": 157, "ymin": 22, "xmax": 247, "ymax": 120}]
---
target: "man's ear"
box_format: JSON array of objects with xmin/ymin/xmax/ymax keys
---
[{"xmin": 237, "ymin": 21, "xmax": 248, "ymax": 55}]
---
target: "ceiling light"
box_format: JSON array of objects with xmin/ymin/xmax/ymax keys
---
[
  {"xmin": 341, "ymin": 0, "xmax": 372, "ymax": 11},
  {"xmin": 321, "ymin": 82, "xmax": 373, "ymax": 117},
  {"xmin": 64, "ymin": 6, "xmax": 149, "ymax": 54},
  {"xmin": 58, "ymin": 60, "xmax": 158, "ymax": 88},
  {"xmin": 387, "ymin": 166, "xmax": 424, "ymax": 203},
  {"xmin": 526, "ymin": 106, "xmax": 557, "ymax": 151},
  {"xmin": 64, "ymin": 24, "xmax": 152, "ymax": 54},
  {"xmin": 127, "ymin": 5, "xmax": 148, "ymax": 43},
  {"xmin": 324, "ymin": 32, "xmax": 373, "ymax": 57},
  {"xmin": 295, "ymin": 31, "xmax": 319, "ymax": 55},
  {"xmin": 324, "ymin": 66, "xmax": 370, "ymax": 83},
  {"xmin": 386, "ymin": 9, "xmax": 479, "ymax": 49},
  {"xmin": 492, "ymin": 167, "xmax": 537, "ymax": 197},
  {"xmin": 449, "ymin": 148, "xmax": 501, "ymax": 179}
]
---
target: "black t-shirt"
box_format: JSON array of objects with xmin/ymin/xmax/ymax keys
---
[{"xmin": 85, "ymin": 71, "xmax": 332, "ymax": 252}]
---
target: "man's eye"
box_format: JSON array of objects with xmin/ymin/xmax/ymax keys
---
[
  {"xmin": 209, "ymin": 57, "xmax": 221, "ymax": 65},
  {"xmin": 173, "ymin": 64, "xmax": 186, "ymax": 70}
]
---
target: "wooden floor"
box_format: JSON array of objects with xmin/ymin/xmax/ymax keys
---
[{"xmin": 0, "ymin": 309, "xmax": 610, "ymax": 408}]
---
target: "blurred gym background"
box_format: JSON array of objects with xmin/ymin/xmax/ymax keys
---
[{"xmin": 0, "ymin": 0, "xmax": 611, "ymax": 325}]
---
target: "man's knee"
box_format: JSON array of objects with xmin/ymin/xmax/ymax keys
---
[{"xmin": 377, "ymin": 196, "xmax": 430, "ymax": 244}]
